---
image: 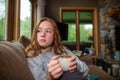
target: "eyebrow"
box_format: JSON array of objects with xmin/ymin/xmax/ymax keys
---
[{"xmin": 38, "ymin": 27, "xmax": 53, "ymax": 31}]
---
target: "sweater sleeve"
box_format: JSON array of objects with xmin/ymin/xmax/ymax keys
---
[
  {"xmin": 27, "ymin": 58, "xmax": 47, "ymax": 80},
  {"xmin": 76, "ymin": 59, "xmax": 89, "ymax": 76}
]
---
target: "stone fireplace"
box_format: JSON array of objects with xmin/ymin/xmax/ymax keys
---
[{"xmin": 99, "ymin": 0, "xmax": 120, "ymax": 60}]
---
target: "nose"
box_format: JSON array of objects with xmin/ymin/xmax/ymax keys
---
[{"xmin": 41, "ymin": 30, "xmax": 46, "ymax": 37}]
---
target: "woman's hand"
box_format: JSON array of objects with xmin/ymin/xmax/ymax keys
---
[
  {"xmin": 47, "ymin": 56, "xmax": 63, "ymax": 79},
  {"xmin": 69, "ymin": 56, "xmax": 77, "ymax": 72}
]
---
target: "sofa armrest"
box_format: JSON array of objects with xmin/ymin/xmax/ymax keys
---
[
  {"xmin": 0, "ymin": 41, "xmax": 34, "ymax": 80},
  {"xmin": 79, "ymin": 55, "xmax": 93, "ymax": 65}
]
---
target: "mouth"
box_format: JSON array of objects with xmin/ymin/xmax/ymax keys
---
[{"xmin": 40, "ymin": 39, "xmax": 46, "ymax": 42}]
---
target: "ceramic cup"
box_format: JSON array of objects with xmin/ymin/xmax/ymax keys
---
[{"xmin": 58, "ymin": 55, "xmax": 71, "ymax": 71}]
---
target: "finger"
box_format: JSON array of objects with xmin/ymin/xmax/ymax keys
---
[
  {"xmin": 47, "ymin": 60, "xmax": 58, "ymax": 68},
  {"xmin": 51, "ymin": 55, "xmax": 60, "ymax": 61},
  {"xmin": 48, "ymin": 63, "xmax": 61, "ymax": 73},
  {"xmin": 69, "ymin": 60, "xmax": 77, "ymax": 67},
  {"xmin": 51, "ymin": 67, "xmax": 62, "ymax": 76},
  {"xmin": 52, "ymin": 69, "xmax": 63, "ymax": 79},
  {"xmin": 70, "ymin": 56, "xmax": 76, "ymax": 62},
  {"xmin": 48, "ymin": 56, "xmax": 60, "ymax": 68},
  {"xmin": 53, "ymin": 72, "xmax": 63, "ymax": 79},
  {"xmin": 48, "ymin": 64, "xmax": 63, "ymax": 79},
  {"xmin": 69, "ymin": 65, "xmax": 77, "ymax": 70}
]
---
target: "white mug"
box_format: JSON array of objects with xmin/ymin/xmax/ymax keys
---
[{"xmin": 58, "ymin": 55, "xmax": 71, "ymax": 71}]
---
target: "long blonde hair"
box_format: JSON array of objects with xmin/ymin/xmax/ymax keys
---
[{"xmin": 25, "ymin": 17, "xmax": 67, "ymax": 58}]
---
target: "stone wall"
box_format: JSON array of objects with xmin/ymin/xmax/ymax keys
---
[{"xmin": 99, "ymin": 0, "xmax": 120, "ymax": 59}]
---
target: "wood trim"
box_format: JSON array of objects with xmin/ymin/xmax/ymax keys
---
[
  {"xmin": 14, "ymin": 0, "xmax": 20, "ymax": 41},
  {"xmin": 31, "ymin": 0, "xmax": 37, "ymax": 34},
  {"xmin": 60, "ymin": 7, "xmax": 97, "ymax": 11},
  {"xmin": 6, "ymin": 0, "xmax": 14, "ymax": 41},
  {"xmin": 93, "ymin": 8, "xmax": 98, "ymax": 58},
  {"xmin": 76, "ymin": 10, "xmax": 80, "ymax": 50},
  {"xmin": 59, "ymin": 8, "xmax": 62, "ymax": 22},
  {"xmin": 6, "ymin": 0, "xmax": 20, "ymax": 41}
]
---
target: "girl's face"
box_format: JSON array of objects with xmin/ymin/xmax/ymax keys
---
[{"xmin": 37, "ymin": 21, "xmax": 54, "ymax": 48}]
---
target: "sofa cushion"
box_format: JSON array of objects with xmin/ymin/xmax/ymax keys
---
[
  {"xmin": 0, "ymin": 41, "xmax": 34, "ymax": 80},
  {"xmin": 18, "ymin": 35, "xmax": 31, "ymax": 48}
]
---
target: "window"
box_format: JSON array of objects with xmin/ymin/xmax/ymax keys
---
[
  {"xmin": 0, "ymin": 0, "xmax": 36, "ymax": 41},
  {"xmin": 0, "ymin": 0, "xmax": 7, "ymax": 40},
  {"xmin": 20, "ymin": 0, "xmax": 32, "ymax": 39},
  {"xmin": 60, "ymin": 7, "xmax": 98, "ymax": 58}
]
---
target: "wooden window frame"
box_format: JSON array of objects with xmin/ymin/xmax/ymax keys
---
[
  {"xmin": 59, "ymin": 7, "xmax": 98, "ymax": 58},
  {"xmin": 6, "ymin": 0, "xmax": 37, "ymax": 41}
]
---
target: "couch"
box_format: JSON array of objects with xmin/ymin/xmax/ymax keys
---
[
  {"xmin": 0, "ymin": 36, "xmax": 115, "ymax": 80},
  {"xmin": 79, "ymin": 55, "xmax": 115, "ymax": 80}
]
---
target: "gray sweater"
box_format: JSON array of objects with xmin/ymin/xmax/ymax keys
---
[{"xmin": 27, "ymin": 50, "xmax": 89, "ymax": 80}]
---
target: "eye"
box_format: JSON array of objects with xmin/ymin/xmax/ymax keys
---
[
  {"xmin": 46, "ymin": 29, "xmax": 53, "ymax": 33},
  {"xmin": 37, "ymin": 29, "xmax": 42, "ymax": 33}
]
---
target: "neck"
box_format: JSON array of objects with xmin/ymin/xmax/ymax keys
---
[{"xmin": 41, "ymin": 46, "xmax": 53, "ymax": 53}]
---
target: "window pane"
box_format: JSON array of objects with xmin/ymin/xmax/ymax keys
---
[
  {"xmin": 62, "ymin": 11, "xmax": 76, "ymax": 42},
  {"xmin": 79, "ymin": 11, "xmax": 93, "ymax": 43},
  {"xmin": 79, "ymin": 11, "xmax": 93, "ymax": 52},
  {"xmin": 0, "ymin": 0, "xmax": 7, "ymax": 40},
  {"xmin": 20, "ymin": 0, "xmax": 32, "ymax": 39},
  {"xmin": 80, "ymin": 24, "xmax": 93, "ymax": 43},
  {"xmin": 68, "ymin": 24, "xmax": 76, "ymax": 42},
  {"xmin": 62, "ymin": 11, "xmax": 76, "ymax": 50}
]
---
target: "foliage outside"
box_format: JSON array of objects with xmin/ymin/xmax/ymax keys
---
[
  {"xmin": 63, "ymin": 23, "xmax": 93, "ymax": 43},
  {"xmin": 0, "ymin": 0, "xmax": 6, "ymax": 40},
  {"xmin": 0, "ymin": 0, "xmax": 31, "ymax": 40},
  {"xmin": 20, "ymin": 17, "xmax": 31, "ymax": 39}
]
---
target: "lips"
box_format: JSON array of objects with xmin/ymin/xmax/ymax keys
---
[{"xmin": 40, "ymin": 39, "xmax": 46, "ymax": 42}]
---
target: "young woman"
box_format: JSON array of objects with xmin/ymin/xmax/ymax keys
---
[{"xmin": 25, "ymin": 17, "xmax": 89, "ymax": 80}]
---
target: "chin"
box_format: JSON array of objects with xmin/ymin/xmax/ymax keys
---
[
  {"xmin": 40, "ymin": 44, "xmax": 48, "ymax": 48},
  {"xmin": 40, "ymin": 45, "xmax": 46, "ymax": 47},
  {"xmin": 40, "ymin": 44, "xmax": 52, "ymax": 49}
]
